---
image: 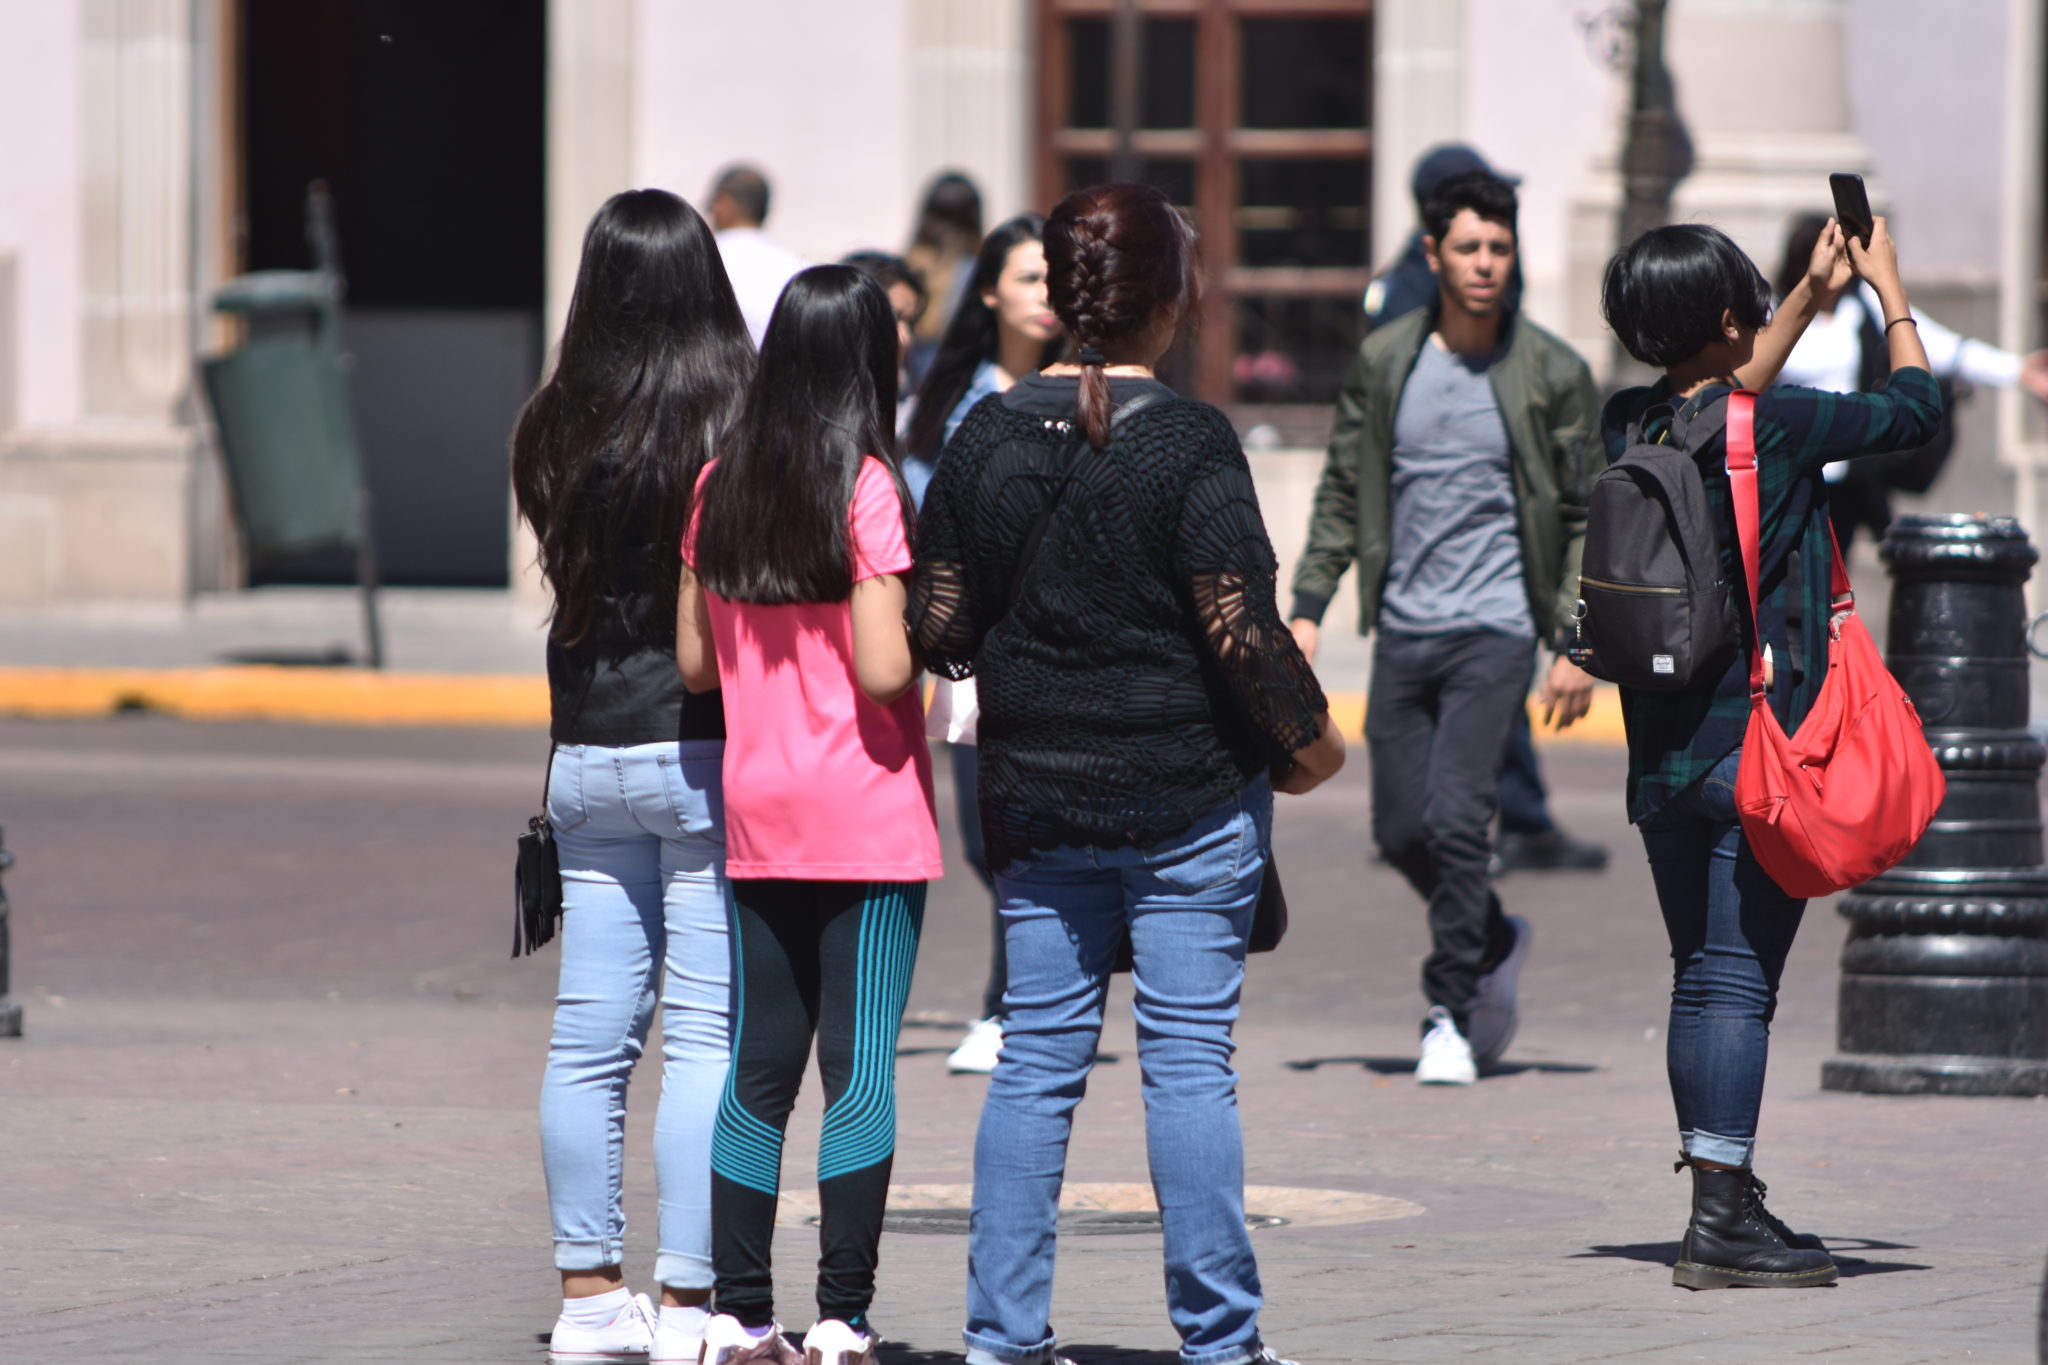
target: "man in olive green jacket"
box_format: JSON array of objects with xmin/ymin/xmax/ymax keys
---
[{"xmin": 1288, "ymin": 171, "xmax": 1600, "ymax": 1085}]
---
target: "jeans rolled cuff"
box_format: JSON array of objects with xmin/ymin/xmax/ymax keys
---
[
  {"xmin": 1683, "ymin": 1127, "xmax": 1756, "ymax": 1168},
  {"xmin": 654, "ymin": 1249, "xmax": 714, "ymax": 1291},
  {"xmin": 553, "ymin": 1236, "xmax": 626, "ymax": 1272},
  {"xmin": 963, "ymin": 1327, "xmax": 1060, "ymax": 1365},
  {"xmin": 1178, "ymin": 1335, "xmax": 1265, "ymax": 1365}
]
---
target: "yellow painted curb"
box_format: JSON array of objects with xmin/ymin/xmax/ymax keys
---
[
  {"xmin": 0, "ymin": 667, "xmax": 550, "ymax": 728},
  {"xmin": 0, "ymin": 667, "xmax": 1627, "ymax": 743}
]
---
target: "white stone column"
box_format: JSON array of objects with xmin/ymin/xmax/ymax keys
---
[
  {"xmin": 908, "ymin": 0, "xmax": 1029, "ymax": 219},
  {"xmin": 1372, "ymin": 0, "xmax": 1465, "ymax": 266},
  {"xmin": 1564, "ymin": 0, "xmax": 1878, "ymax": 377},
  {"xmin": 0, "ymin": 0, "xmax": 206, "ymax": 605}
]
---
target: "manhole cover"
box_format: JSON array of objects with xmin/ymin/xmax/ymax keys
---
[{"xmin": 808, "ymin": 1208, "xmax": 1290, "ymax": 1236}]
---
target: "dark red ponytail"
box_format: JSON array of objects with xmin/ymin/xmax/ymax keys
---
[{"xmin": 1044, "ymin": 183, "xmax": 1201, "ymax": 447}]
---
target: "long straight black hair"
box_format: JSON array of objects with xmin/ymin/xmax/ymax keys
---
[
  {"xmin": 692, "ymin": 265, "xmax": 908, "ymax": 605},
  {"xmin": 905, "ymin": 215, "xmax": 1065, "ymax": 459},
  {"xmin": 511, "ymin": 189, "xmax": 754, "ymax": 645}
]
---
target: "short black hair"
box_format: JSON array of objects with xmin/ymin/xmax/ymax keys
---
[
  {"xmin": 1602, "ymin": 224, "xmax": 1773, "ymax": 368},
  {"xmin": 841, "ymin": 250, "xmax": 928, "ymax": 318},
  {"xmin": 1420, "ymin": 170, "xmax": 1517, "ymax": 243},
  {"xmin": 712, "ymin": 165, "xmax": 771, "ymax": 225}
]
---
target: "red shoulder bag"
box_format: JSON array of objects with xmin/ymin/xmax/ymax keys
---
[{"xmin": 1724, "ymin": 389, "xmax": 1946, "ymax": 898}]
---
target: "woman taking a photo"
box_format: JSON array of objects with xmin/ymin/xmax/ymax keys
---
[
  {"xmin": 680, "ymin": 266, "xmax": 942, "ymax": 1365},
  {"xmin": 1600, "ymin": 217, "xmax": 1940, "ymax": 1290},
  {"xmin": 511, "ymin": 188, "xmax": 754, "ymax": 1364},
  {"xmin": 904, "ymin": 214, "xmax": 1066, "ymax": 1075},
  {"xmin": 910, "ymin": 182, "xmax": 1344, "ymax": 1365}
]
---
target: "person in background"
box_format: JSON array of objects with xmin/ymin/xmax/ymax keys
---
[
  {"xmin": 905, "ymin": 171, "xmax": 985, "ymax": 381},
  {"xmin": 511, "ymin": 189, "xmax": 755, "ymax": 1365},
  {"xmin": 680, "ymin": 266, "xmax": 942, "ymax": 1365},
  {"xmin": 903, "ymin": 216, "xmax": 1066, "ymax": 1075},
  {"xmin": 1365, "ymin": 143, "xmax": 1605, "ymax": 879},
  {"xmin": 843, "ymin": 249, "xmax": 929, "ymax": 439},
  {"xmin": 1292, "ymin": 171, "xmax": 1599, "ymax": 1086},
  {"xmin": 911, "ymin": 180, "xmax": 1342, "ymax": 1365},
  {"xmin": 1600, "ymin": 216, "xmax": 1939, "ymax": 1291},
  {"xmin": 1769, "ymin": 211, "xmax": 2048, "ymax": 552},
  {"xmin": 709, "ymin": 163, "xmax": 806, "ymax": 348}
]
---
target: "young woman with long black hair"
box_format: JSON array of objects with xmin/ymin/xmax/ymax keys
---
[
  {"xmin": 679, "ymin": 266, "xmax": 942, "ymax": 1365},
  {"xmin": 910, "ymin": 183, "xmax": 1343, "ymax": 1365},
  {"xmin": 511, "ymin": 188, "xmax": 754, "ymax": 1364},
  {"xmin": 904, "ymin": 215, "xmax": 1066, "ymax": 1074}
]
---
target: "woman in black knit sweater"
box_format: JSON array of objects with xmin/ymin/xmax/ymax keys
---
[{"xmin": 909, "ymin": 182, "xmax": 1343, "ymax": 1365}]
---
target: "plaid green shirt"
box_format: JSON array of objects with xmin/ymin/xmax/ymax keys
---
[{"xmin": 1599, "ymin": 367, "xmax": 1942, "ymax": 820}]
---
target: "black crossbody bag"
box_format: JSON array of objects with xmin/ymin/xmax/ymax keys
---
[
  {"xmin": 513, "ymin": 746, "xmax": 562, "ymax": 957},
  {"xmin": 1003, "ymin": 390, "xmax": 1286, "ymax": 968}
]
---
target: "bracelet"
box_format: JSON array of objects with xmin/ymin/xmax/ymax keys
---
[{"xmin": 1885, "ymin": 315, "xmax": 1919, "ymax": 333}]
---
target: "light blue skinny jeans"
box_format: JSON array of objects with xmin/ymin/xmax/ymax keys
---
[
  {"xmin": 966, "ymin": 775, "xmax": 1272, "ymax": 1365},
  {"xmin": 539, "ymin": 739, "xmax": 730, "ymax": 1288}
]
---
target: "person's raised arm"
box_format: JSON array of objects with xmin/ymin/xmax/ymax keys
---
[
  {"xmin": 1847, "ymin": 216, "xmax": 1931, "ymax": 377},
  {"xmin": 1735, "ymin": 217, "xmax": 1851, "ymax": 390},
  {"xmin": 675, "ymin": 563, "xmax": 720, "ymax": 693}
]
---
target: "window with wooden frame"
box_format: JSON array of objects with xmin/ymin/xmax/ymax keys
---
[{"xmin": 1034, "ymin": 0, "xmax": 1372, "ymax": 431}]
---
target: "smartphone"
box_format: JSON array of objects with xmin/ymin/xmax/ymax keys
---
[{"xmin": 1830, "ymin": 172, "xmax": 1874, "ymax": 247}]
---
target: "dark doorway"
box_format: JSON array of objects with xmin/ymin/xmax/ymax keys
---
[{"xmin": 240, "ymin": 0, "xmax": 545, "ymax": 587}]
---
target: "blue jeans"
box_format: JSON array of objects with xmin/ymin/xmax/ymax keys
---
[
  {"xmin": 965, "ymin": 776, "xmax": 1272, "ymax": 1365},
  {"xmin": 540, "ymin": 740, "xmax": 731, "ymax": 1288},
  {"xmin": 1638, "ymin": 750, "xmax": 1807, "ymax": 1167}
]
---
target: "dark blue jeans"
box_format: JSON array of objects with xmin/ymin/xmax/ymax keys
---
[
  {"xmin": 950, "ymin": 743, "xmax": 1007, "ymax": 1020},
  {"xmin": 1637, "ymin": 750, "xmax": 1807, "ymax": 1167}
]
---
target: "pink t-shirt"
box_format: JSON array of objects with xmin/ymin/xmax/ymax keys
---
[{"xmin": 685, "ymin": 457, "xmax": 942, "ymax": 882}]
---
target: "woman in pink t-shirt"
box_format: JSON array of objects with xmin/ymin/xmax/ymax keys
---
[{"xmin": 678, "ymin": 265, "xmax": 940, "ymax": 1365}]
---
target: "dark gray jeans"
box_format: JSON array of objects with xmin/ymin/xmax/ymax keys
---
[{"xmin": 1366, "ymin": 629, "xmax": 1530, "ymax": 1028}]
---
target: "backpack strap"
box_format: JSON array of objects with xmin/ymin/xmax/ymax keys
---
[{"xmin": 1725, "ymin": 389, "xmax": 1852, "ymax": 700}]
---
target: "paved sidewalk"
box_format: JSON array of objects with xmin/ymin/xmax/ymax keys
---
[{"xmin": 0, "ymin": 721, "xmax": 2040, "ymax": 1363}]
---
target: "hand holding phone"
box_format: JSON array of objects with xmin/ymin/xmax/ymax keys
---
[{"xmin": 1830, "ymin": 173, "xmax": 1874, "ymax": 248}]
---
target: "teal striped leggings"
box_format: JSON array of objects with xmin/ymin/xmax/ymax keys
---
[{"xmin": 711, "ymin": 879, "xmax": 925, "ymax": 1328}]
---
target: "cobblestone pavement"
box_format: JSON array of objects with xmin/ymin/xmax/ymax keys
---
[{"xmin": 0, "ymin": 717, "xmax": 2041, "ymax": 1363}]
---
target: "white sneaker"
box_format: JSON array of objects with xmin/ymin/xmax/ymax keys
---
[
  {"xmin": 1415, "ymin": 1006, "xmax": 1477, "ymax": 1086},
  {"xmin": 702, "ymin": 1313, "xmax": 801, "ymax": 1365},
  {"xmin": 651, "ymin": 1312, "xmax": 707, "ymax": 1365},
  {"xmin": 799, "ymin": 1318, "xmax": 877, "ymax": 1365},
  {"xmin": 549, "ymin": 1291, "xmax": 656, "ymax": 1362},
  {"xmin": 1466, "ymin": 914, "xmax": 1530, "ymax": 1066},
  {"xmin": 946, "ymin": 1017, "xmax": 1004, "ymax": 1074}
]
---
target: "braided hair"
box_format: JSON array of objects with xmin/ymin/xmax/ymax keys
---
[{"xmin": 1043, "ymin": 183, "xmax": 1202, "ymax": 446}]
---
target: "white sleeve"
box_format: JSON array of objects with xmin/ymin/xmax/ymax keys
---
[{"xmin": 1858, "ymin": 282, "xmax": 2022, "ymax": 387}]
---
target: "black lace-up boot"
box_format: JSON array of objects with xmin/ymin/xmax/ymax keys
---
[
  {"xmin": 1675, "ymin": 1152, "xmax": 1825, "ymax": 1252},
  {"xmin": 1672, "ymin": 1162, "xmax": 1838, "ymax": 1289}
]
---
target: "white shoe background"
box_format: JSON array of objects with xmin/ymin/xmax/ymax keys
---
[
  {"xmin": 650, "ymin": 1315, "xmax": 705, "ymax": 1365},
  {"xmin": 1465, "ymin": 914, "xmax": 1530, "ymax": 1066},
  {"xmin": 946, "ymin": 1017, "xmax": 1004, "ymax": 1074},
  {"xmin": 1415, "ymin": 1005, "xmax": 1477, "ymax": 1085},
  {"xmin": 549, "ymin": 1291, "xmax": 657, "ymax": 1363},
  {"xmin": 800, "ymin": 1317, "xmax": 877, "ymax": 1365},
  {"xmin": 702, "ymin": 1313, "xmax": 799, "ymax": 1365}
]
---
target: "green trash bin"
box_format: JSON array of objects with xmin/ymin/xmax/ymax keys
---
[{"xmin": 199, "ymin": 183, "xmax": 382, "ymax": 666}]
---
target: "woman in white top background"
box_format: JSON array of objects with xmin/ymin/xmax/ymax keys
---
[{"xmin": 1770, "ymin": 212, "xmax": 2048, "ymax": 550}]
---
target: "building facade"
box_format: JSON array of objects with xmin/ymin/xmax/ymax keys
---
[{"xmin": 0, "ymin": 0, "xmax": 2039, "ymax": 608}]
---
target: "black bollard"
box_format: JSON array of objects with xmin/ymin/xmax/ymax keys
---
[
  {"xmin": 1822, "ymin": 514, "xmax": 2048, "ymax": 1095},
  {"xmin": 0, "ymin": 824, "xmax": 20, "ymax": 1037}
]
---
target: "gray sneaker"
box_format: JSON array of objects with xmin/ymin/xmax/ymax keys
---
[{"xmin": 1465, "ymin": 915, "xmax": 1530, "ymax": 1066}]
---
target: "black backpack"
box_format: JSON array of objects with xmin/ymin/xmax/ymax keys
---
[{"xmin": 1570, "ymin": 395, "xmax": 1740, "ymax": 692}]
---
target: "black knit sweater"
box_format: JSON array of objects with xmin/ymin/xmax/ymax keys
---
[{"xmin": 909, "ymin": 375, "xmax": 1326, "ymax": 871}]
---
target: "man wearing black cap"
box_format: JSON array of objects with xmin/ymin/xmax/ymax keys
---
[
  {"xmin": 1291, "ymin": 167, "xmax": 1599, "ymax": 1084},
  {"xmin": 1365, "ymin": 145, "xmax": 1606, "ymax": 879}
]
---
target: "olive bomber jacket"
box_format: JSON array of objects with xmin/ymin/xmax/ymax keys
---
[{"xmin": 1288, "ymin": 304, "xmax": 1601, "ymax": 653}]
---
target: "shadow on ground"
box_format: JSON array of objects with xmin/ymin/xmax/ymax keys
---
[
  {"xmin": 1575, "ymin": 1239, "xmax": 1932, "ymax": 1277},
  {"xmin": 1284, "ymin": 1055, "xmax": 1599, "ymax": 1077}
]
